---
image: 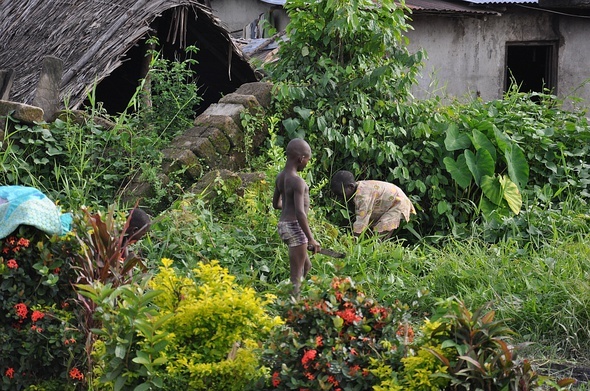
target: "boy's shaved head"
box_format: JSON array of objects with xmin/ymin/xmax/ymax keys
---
[
  {"xmin": 331, "ymin": 170, "xmax": 355, "ymax": 196},
  {"xmin": 286, "ymin": 138, "xmax": 311, "ymax": 158},
  {"xmin": 125, "ymin": 208, "xmax": 151, "ymax": 241}
]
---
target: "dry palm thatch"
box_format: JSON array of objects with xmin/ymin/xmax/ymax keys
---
[{"xmin": 0, "ymin": 0, "xmax": 255, "ymax": 110}]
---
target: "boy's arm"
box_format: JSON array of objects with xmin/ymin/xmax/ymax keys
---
[
  {"xmin": 272, "ymin": 185, "xmax": 282, "ymax": 210},
  {"xmin": 272, "ymin": 174, "xmax": 282, "ymax": 210},
  {"xmin": 293, "ymin": 180, "xmax": 320, "ymax": 252}
]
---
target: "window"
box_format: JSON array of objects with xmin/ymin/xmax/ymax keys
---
[{"xmin": 505, "ymin": 42, "xmax": 558, "ymax": 94}]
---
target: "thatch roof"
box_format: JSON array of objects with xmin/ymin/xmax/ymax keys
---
[{"xmin": 0, "ymin": 0, "xmax": 257, "ymax": 111}]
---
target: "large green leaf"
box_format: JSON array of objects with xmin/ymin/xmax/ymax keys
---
[
  {"xmin": 480, "ymin": 175, "xmax": 503, "ymax": 205},
  {"xmin": 444, "ymin": 124, "xmax": 472, "ymax": 151},
  {"xmin": 282, "ymin": 118, "xmax": 304, "ymax": 138},
  {"xmin": 443, "ymin": 154, "xmax": 472, "ymax": 189},
  {"xmin": 472, "ymin": 129, "xmax": 497, "ymax": 161},
  {"xmin": 500, "ymin": 175, "xmax": 522, "ymax": 214},
  {"xmin": 493, "ymin": 126, "xmax": 510, "ymax": 153},
  {"xmin": 504, "ymin": 144, "xmax": 529, "ymax": 190},
  {"xmin": 479, "ymin": 196, "xmax": 500, "ymax": 219},
  {"xmin": 465, "ymin": 148, "xmax": 495, "ymax": 186}
]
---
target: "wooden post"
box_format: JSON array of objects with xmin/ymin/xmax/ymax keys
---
[
  {"xmin": 33, "ymin": 56, "xmax": 63, "ymax": 121},
  {"xmin": 0, "ymin": 69, "xmax": 15, "ymax": 100}
]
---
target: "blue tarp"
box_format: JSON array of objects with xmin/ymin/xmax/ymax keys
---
[{"xmin": 0, "ymin": 186, "xmax": 72, "ymax": 239}]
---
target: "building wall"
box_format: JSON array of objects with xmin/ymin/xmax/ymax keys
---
[
  {"xmin": 405, "ymin": 9, "xmax": 590, "ymax": 108},
  {"xmin": 209, "ymin": 0, "xmax": 288, "ymax": 36},
  {"xmin": 556, "ymin": 16, "xmax": 590, "ymax": 107}
]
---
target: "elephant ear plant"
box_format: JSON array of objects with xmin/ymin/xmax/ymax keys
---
[{"xmin": 442, "ymin": 121, "xmax": 528, "ymax": 219}]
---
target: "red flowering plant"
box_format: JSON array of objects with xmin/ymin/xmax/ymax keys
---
[
  {"xmin": 0, "ymin": 226, "xmax": 85, "ymax": 390},
  {"xmin": 260, "ymin": 275, "xmax": 408, "ymax": 391}
]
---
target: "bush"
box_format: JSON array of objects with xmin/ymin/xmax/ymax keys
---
[
  {"xmin": 0, "ymin": 228, "xmax": 85, "ymax": 390},
  {"xmin": 85, "ymin": 258, "xmax": 281, "ymax": 390},
  {"xmin": 261, "ymin": 275, "xmax": 406, "ymax": 390},
  {"xmin": 149, "ymin": 259, "xmax": 281, "ymax": 390}
]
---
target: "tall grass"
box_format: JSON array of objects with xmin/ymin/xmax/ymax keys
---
[{"xmin": 136, "ymin": 154, "xmax": 590, "ymax": 367}]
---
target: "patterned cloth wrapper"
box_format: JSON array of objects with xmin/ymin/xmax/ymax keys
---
[
  {"xmin": 353, "ymin": 180, "xmax": 416, "ymax": 235},
  {"xmin": 0, "ymin": 186, "xmax": 72, "ymax": 239}
]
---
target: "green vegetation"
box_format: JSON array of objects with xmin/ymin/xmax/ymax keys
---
[{"xmin": 1, "ymin": 0, "xmax": 590, "ymax": 389}]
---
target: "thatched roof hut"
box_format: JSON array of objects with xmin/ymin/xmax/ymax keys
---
[{"xmin": 0, "ymin": 0, "xmax": 258, "ymax": 115}]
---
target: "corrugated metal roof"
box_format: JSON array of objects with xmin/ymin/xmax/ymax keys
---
[
  {"xmin": 468, "ymin": 0, "xmax": 537, "ymax": 3},
  {"xmin": 256, "ymin": 1, "xmax": 504, "ymax": 15},
  {"xmin": 406, "ymin": 0, "xmax": 501, "ymax": 14}
]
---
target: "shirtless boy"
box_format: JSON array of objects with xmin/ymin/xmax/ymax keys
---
[{"xmin": 273, "ymin": 138, "xmax": 320, "ymax": 297}]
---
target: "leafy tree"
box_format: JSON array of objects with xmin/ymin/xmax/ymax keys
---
[{"xmin": 267, "ymin": 0, "xmax": 425, "ymax": 178}]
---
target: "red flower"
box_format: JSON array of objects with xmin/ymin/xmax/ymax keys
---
[
  {"xmin": 369, "ymin": 306, "xmax": 388, "ymax": 319},
  {"xmin": 315, "ymin": 335, "xmax": 323, "ymax": 347},
  {"xmin": 14, "ymin": 303, "xmax": 28, "ymax": 319},
  {"xmin": 17, "ymin": 238, "xmax": 30, "ymax": 247},
  {"xmin": 64, "ymin": 337, "xmax": 76, "ymax": 346},
  {"xmin": 69, "ymin": 367, "xmax": 84, "ymax": 381},
  {"xmin": 349, "ymin": 365, "xmax": 361, "ymax": 376},
  {"xmin": 301, "ymin": 349, "xmax": 317, "ymax": 368},
  {"xmin": 31, "ymin": 325, "xmax": 43, "ymax": 333},
  {"xmin": 6, "ymin": 259, "xmax": 18, "ymax": 269},
  {"xmin": 271, "ymin": 371, "xmax": 281, "ymax": 387},
  {"xmin": 5, "ymin": 367, "xmax": 14, "ymax": 379},
  {"xmin": 336, "ymin": 308, "xmax": 361, "ymax": 325},
  {"xmin": 327, "ymin": 375, "xmax": 338, "ymax": 385},
  {"xmin": 31, "ymin": 310, "xmax": 45, "ymax": 322},
  {"xmin": 304, "ymin": 371, "xmax": 315, "ymax": 380}
]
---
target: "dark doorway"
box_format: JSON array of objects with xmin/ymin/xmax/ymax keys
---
[
  {"xmin": 90, "ymin": 6, "xmax": 258, "ymax": 116},
  {"xmin": 505, "ymin": 42, "xmax": 557, "ymax": 94}
]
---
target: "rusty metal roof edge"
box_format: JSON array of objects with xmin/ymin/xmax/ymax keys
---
[{"xmin": 405, "ymin": 0, "xmax": 502, "ymax": 15}]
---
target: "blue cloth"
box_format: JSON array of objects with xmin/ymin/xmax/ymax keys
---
[{"xmin": 0, "ymin": 186, "xmax": 72, "ymax": 239}]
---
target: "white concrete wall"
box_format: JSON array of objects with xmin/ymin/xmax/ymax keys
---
[
  {"xmin": 405, "ymin": 10, "xmax": 590, "ymax": 108},
  {"xmin": 555, "ymin": 16, "xmax": 590, "ymax": 108},
  {"xmin": 209, "ymin": 0, "xmax": 288, "ymax": 35}
]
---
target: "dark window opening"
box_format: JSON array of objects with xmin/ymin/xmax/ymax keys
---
[{"xmin": 505, "ymin": 42, "xmax": 557, "ymax": 95}]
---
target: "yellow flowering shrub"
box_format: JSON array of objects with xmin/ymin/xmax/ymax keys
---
[{"xmin": 148, "ymin": 258, "xmax": 282, "ymax": 390}]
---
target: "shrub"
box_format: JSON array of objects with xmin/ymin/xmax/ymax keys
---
[
  {"xmin": 79, "ymin": 280, "xmax": 167, "ymax": 391},
  {"xmin": 0, "ymin": 228, "xmax": 85, "ymax": 390},
  {"xmin": 261, "ymin": 275, "xmax": 406, "ymax": 391},
  {"xmin": 85, "ymin": 258, "xmax": 281, "ymax": 390},
  {"xmin": 138, "ymin": 37, "xmax": 202, "ymax": 138},
  {"xmin": 421, "ymin": 298, "xmax": 573, "ymax": 390},
  {"xmin": 149, "ymin": 258, "xmax": 281, "ymax": 390}
]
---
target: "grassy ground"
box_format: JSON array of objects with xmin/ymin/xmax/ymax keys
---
[{"xmin": 138, "ymin": 187, "xmax": 590, "ymax": 387}]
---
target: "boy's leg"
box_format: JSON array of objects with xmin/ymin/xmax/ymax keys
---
[{"xmin": 289, "ymin": 243, "xmax": 308, "ymax": 298}]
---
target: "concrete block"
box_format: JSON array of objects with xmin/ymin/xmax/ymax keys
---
[
  {"xmin": 234, "ymin": 82, "xmax": 273, "ymax": 108},
  {"xmin": 0, "ymin": 100, "xmax": 44, "ymax": 124}
]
